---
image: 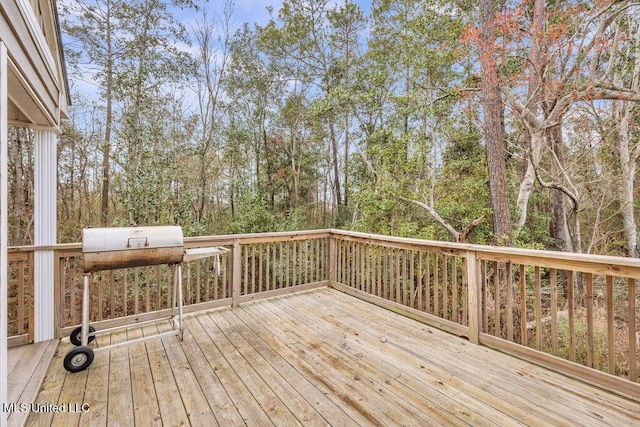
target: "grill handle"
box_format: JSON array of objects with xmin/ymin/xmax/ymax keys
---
[{"xmin": 127, "ymin": 236, "xmax": 149, "ymax": 248}]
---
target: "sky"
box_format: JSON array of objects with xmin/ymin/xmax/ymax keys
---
[
  {"xmin": 188, "ymin": 0, "xmax": 372, "ymax": 27},
  {"xmin": 65, "ymin": 0, "xmax": 373, "ymax": 105}
]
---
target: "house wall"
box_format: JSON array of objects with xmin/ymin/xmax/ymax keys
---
[
  {"xmin": 1, "ymin": 1, "xmax": 66, "ymax": 423},
  {"xmin": 1, "ymin": 40, "xmax": 9, "ymax": 427},
  {"xmin": 0, "ymin": 0, "xmax": 64, "ymax": 127}
]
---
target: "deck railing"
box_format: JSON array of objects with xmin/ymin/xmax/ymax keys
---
[
  {"xmin": 7, "ymin": 231, "xmax": 330, "ymax": 345},
  {"xmin": 6, "ymin": 229, "xmax": 639, "ymax": 398},
  {"xmin": 329, "ymin": 230, "xmax": 639, "ymax": 399}
]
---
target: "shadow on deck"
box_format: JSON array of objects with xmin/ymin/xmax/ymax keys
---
[{"xmin": 15, "ymin": 288, "xmax": 640, "ymax": 426}]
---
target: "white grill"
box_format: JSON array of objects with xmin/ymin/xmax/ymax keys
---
[
  {"xmin": 82, "ymin": 225, "xmax": 185, "ymax": 272},
  {"xmin": 63, "ymin": 226, "xmax": 228, "ymax": 373}
]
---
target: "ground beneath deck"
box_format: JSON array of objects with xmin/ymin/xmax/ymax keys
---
[{"xmin": 28, "ymin": 287, "xmax": 640, "ymax": 426}]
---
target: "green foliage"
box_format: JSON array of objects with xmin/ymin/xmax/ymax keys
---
[
  {"xmin": 45, "ymin": 0, "xmax": 640, "ymax": 261},
  {"xmin": 553, "ymin": 315, "xmax": 609, "ymax": 372},
  {"xmin": 435, "ymin": 128, "xmax": 492, "ymax": 243},
  {"xmin": 227, "ymin": 193, "xmax": 278, "ymax": 234}
]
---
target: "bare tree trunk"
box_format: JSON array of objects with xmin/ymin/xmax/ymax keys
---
[
  {"xmin": 547, "ymin": 126, "xmax": 574, "ymax": 253},
  {"xmin": 479, "ymin": 0, "xmax": 512, "ymax": 246},
  {"xmin": 344, "ymin": 111, "xmax": 349, "ymax": 207},
  {"xmin": 197, "ymin": 154, "xmax": 206, "ymax": 223},
  {"xmin": 101, "ymin": 93, "xmax": 112, "ymax": 226},
  {"xmin": 100, "ymin": 1, "xmax": 116, "ymax": 226},
  {"xmin": 514, "ymin": 0, "xmax": 545, "ymax": 236},
  {"xmin": 515, "ymin": 132, "xmax": 543, "ymax": 234},
  {"xmin": 616, "ymin": 20, "xmax": 640, "ymax": 258},
  {"xmin": 617, "ymin": 108, "xmax": 639, "ymax": 257}
]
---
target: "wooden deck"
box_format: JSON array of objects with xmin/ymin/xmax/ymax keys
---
[
  {"xmin": 7, "ymin": 339, "xmax": 58, "ymax": 427},
  {"xmin": 22, "ymin": 287, "xmax": 640, "ymax": 426}
]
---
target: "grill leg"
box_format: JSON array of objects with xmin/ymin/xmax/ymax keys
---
[
  {"xmin": 81, "ymin": 274, "xmax": 90, "ymax": 346},
  {"xmin": 177, "ymin": 264, "xmax": 184, "ymax": 341}
]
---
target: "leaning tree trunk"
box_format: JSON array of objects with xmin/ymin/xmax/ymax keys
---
[
  {"xmin": 618, "ymin": 114, "xmax": 639, "ymax": 258},
  {"xmin": 547, "ymin": 125, "xmax": 575, "ymax": 253}
]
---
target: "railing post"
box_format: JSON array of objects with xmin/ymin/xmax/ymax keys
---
[
  {"xmin": 328, "ymin": 235, "xmax": 337, "ymax": 285},
  {"xmin": 466, "ymin": 250, "xmax": 481, "ymax": 345},
  {"xmin": 232, "ymin": 239, "xmax": 241, "ymax": 308}
]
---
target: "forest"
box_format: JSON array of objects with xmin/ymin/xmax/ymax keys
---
[{"xmin": 7, "ymin": 0, "xmax": 640, "ymax": 257}]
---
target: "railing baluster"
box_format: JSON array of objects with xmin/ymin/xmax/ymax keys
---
[
  {"xmin": 259, "ymin": 243, "xmax": 264, "ymax": 293},
  {"xmin": 535, "ymin": 266, "xmax": 541, "ymax": 350},
  {"xmin": 305, "ymin": 240, "xmax": 309, "ymax": 284},
  {"xmin": 607, "ymin": 275, "xmax": 614, "ymax": 374},
  {"xmin": 443, "ymin": 256, "xmax": 449, "ymax": 320},
  {"xmin": 586, "ymin": 273, "xmax": 594, "ymax": 368},
  {"xmin": 628, "ymin": 278, "xmax": 637, "ymax": 382},
  {"xmin": 434, "ymin": 254, "xmax": 440, "ymax": 317},
  {"xmin": 395, "ymin": 248, "xmax": 401, "ymax": 304},
  {"xmin": 425, "ymin": 252, "xmax": 431, "ymax": 313},
  {"xmin": 551, "ymin": 268, "xmax": 557, "ymax": 356},
  {"xmin": 409, "ymin": 251, "xmax": 415, "ymax": 309},
  {"xmin": 520, "ymin": 264, "xmax": 526, "ymax": 346},
  {"xmin": 417, "ymin": 252, "xmax": 423, "ymax": 311},
  {"xmin": 453, "ymin": 258, "xmax": 458, "ymax": 324},
  {"xmin": 481, "ymin": 260, "xmax": 487, "ymax": 334},
  {"xmin": 285, "ymin": 241, "xmax": 291, "ymax": 288},
  {"xmin": 278, "ymin": 242, "xmax": 284, "ymax": 288},
  {"xmin": 382, "ymin": 247, "xmax": 387, "ymax": 300},
  {"xmin": 17, "ymin": 260, "xmax": 25, "ymax": 335},
  {"xmin": 251, "ymin": 244, "xmax": 257, "ymax": 294},
  {"xmin": 567, "ymin": 270, "xmax": 575, "ymax": 361},
  {"xmin": 494, "ymin": 261, "xmax": 500, "ymax": 337},
  {"xmin": 402, "ymin": 249, "xmax": 408, "ymax": 306},
  {"xmin": 243, "ymin": 244, "xmax": 248, "ymax": 295},
  {"xmin": 506, "ymin": 262, "xmax": 513, "ymax": 342},
  {"xmin": 134, "ymin": 267, "xmax": 140, "ymax": 314}
]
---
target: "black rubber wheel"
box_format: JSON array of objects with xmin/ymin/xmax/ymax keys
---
[
  {"xmin": 63, "ymin": 346, "xmax": 94, "ymax": 373},
  {"xmin": 70, "ymin": 325, "xmax": 96, "ymax": 346}
]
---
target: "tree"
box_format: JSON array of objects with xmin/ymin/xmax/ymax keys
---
[
  {"xmin": 350, "ymin": 0, "xmax": 486, "ymax": 241},
  {"xmin": 192, "ymin": 2, "xmax": 233, "ymax": 227},
  {"xmin": 328, "ymin": 2, "xmax": 366, "ymax": 207},
  {"xmin": 259, "ymin": 0, "xmax": 348, "ymax": 215},
  {"xmin": 113, "ymin": 0, "xmax": 197, "ymax": 225},
  {"xmin": 478, "ymin": 0, "xmax": 512, "ymax": 246},
  {"xmin": 62, "ymin": 0, "xmax": 127, "ymax": 226},
  {"xmin": 611, "ymin": 16, "xmax": 640, "ymax": 257},
  {"xmin": 500, "ymin": 1, "xmax": 640, "ymax": 252}
]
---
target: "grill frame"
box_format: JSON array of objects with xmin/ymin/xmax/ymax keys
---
[{"xmin": 63, "ymin": 225, "xmax": 229, "ymax": 373}]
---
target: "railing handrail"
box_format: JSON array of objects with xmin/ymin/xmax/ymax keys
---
[
  {"xmin": 9, "ymin": 228, "xmax": 640, "ymax": 270},
  {"xmin": 328, "ymin": 229, "xmax": 640, "ymax": 278},
  {"xmin": 8, "ymin": 229, "xmax": 334, "ymax": 253}
]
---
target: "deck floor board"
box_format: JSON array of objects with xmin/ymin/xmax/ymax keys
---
[
  {"xmin": 6, "ymin": 339, "xmax": 57, "ymax": 427},
  {"xmin": 307, "ymin": 290, "xmax": 640, "ymax": 426},
  {"xmin": 24, "ymin": 287, "xmax": 640, "ymax": 426}
]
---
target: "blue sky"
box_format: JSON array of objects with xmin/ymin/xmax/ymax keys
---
[
  {"xmin": 65, "ymin": 0, "xmax": 373, "ymax": 107},
  {"xmin": 171, "ymin": 0, "xmax": 372, "ymax": 31}
]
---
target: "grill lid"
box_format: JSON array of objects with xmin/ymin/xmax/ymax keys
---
[{"xmin": 82, "ymin": 226, "xmax": 184, "ymax": 272}]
